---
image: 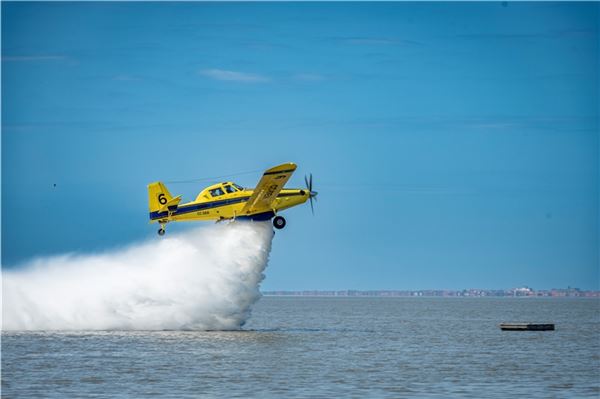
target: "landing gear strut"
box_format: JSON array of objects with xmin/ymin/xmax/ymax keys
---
[{"xmin": 273, "ymin": 216, "xmax": 286, "ymax": 229}]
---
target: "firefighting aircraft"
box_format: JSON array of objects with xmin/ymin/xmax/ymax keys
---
[{"xmin": 148, "ymin": 163, "xmax": 317, "ymax": 235}]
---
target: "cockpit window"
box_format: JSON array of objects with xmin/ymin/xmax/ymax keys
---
[
  {"xmin": 223, "ymin": 185, "xmax": 236, "ymax": 194},
  {"xmin": 233, "ymin": 183, "xmax": 244, "ymax": 191},
  {"xmin": 210, "ymin": 188, "xmax": 225, "ymax": 197}
]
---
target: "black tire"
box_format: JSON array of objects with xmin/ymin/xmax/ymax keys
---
[
  {"xmin": 273, "ymin": 216, "xmax": 286, "ymax": 229},
  {"xmin": 158, "ymin": 228, "xmax": 166, "ymax": 236}
]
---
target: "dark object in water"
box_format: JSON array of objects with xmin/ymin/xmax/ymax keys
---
[{"xmin": 500, "ymin": 323, "xmax": 555, "ymax": 331}]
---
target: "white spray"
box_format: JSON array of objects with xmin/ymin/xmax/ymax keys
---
[{"xmin": 2, "ymin": 221, "xmax": 274, "ymax": 331}]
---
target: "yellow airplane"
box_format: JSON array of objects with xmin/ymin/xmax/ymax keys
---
[{"xmin": 147, "ymin": 163, "xmax": 317, "ymax": 235}]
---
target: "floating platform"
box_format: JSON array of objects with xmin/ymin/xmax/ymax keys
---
[{"xmin": 500, "ymin": 323, "xmax": 555, "ymax": 331}]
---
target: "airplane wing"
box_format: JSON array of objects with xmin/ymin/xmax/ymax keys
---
[{"xmin": 241, "ymin": 163, "xmax": 297, "ymax": 214}]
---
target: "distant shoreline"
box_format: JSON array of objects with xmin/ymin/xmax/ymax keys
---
[{"xmin": 262, "ymin": 288, "xmax": 599, "ymax": 298}]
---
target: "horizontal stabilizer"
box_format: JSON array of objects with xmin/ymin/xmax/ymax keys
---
[{"xmin": 158, "ymin": 195, "xmax": 182, "ymax": 213}]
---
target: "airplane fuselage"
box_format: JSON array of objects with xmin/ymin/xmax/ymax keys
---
[{"xmin": 150, "ymin": 186, "xmax": 310, "ymax": 223}]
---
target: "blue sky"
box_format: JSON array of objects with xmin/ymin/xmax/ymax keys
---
[{"xmin": 2, "ymin": 2, "xmax": 598, "ymax": 290}]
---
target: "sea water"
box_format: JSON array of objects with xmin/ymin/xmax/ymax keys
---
[{"xmin": 2, "ymin": 297, "xmax": 598, "ymax": 398}]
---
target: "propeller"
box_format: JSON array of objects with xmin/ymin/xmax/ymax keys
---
[{"xmin": 304, "ymin": 173, "xmax": 318, "ymax": 215}]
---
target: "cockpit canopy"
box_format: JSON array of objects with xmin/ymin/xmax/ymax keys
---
[{"xmin": 196, "ymin": 181, "xmax": 244, "ymax": 201}]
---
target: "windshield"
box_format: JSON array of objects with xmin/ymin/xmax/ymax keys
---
[{"xmin": 233, "ymin": 183, "xmax": 244, "ymax": 191}]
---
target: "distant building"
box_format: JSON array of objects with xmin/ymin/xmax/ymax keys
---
[{"xmin": 512, "ymin": 287, "xmax": 534, "ymax": 297}]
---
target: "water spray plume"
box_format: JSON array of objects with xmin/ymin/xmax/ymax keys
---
[{"xmin": 2, "ymin": 222, "xmax": 274, "ymax": 331}]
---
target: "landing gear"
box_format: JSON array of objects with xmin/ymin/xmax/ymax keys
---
[
  {"xmin": 273, "ymin": 216, "xmax": 286, "ymax": 229},
  {"xmin": 158, "ymin": 221, "xmax": 167, "ymax": 236}
]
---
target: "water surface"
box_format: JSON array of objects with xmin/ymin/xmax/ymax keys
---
[{"xmin": 2, "ymin": 297, "xmax": 599, "ymax": 398}]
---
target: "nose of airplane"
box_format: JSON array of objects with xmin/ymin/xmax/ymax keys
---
[
  {"xmin": 304, "ymin": 173, "xmax": 317, "ymax": 215},
  {"xmin": 299, "ymin": 189, "xmax": 317, "ymax": 199}
]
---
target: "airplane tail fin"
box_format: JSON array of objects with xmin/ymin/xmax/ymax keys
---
[{"xmin": 148, "ymin": 182, "xmax": 181, "ymax": 215}]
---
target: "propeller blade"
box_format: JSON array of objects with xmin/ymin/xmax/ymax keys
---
[{"xmin": 305, "ymin": 173, "xmax": 316, "ymax": 215}]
